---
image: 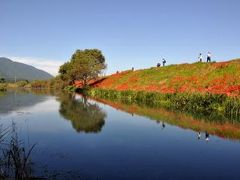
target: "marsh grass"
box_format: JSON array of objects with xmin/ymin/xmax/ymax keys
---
[
  {"xmin": 0, "ymin": 123, "xmax": 36, "ymax": 180},
  {"xmin": 0, "ymin": 84, "xmax": 7, "ymax": 91},
  {"xmin": 88, "ymin": 88, "xmax": 240, "ymax": 123}
]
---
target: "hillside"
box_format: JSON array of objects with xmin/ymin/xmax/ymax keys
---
[
  {"xmin": 0, "ymin": 57, "xmax": 53, "ymax": 81},
  {"xmin": 93, "ymin": 59, "xmax": 240, "ymax": 96}
]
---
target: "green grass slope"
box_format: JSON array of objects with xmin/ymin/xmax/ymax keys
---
[{"xmin": 94, "ymin": 59, "xmax": 240, "ymax": 96}]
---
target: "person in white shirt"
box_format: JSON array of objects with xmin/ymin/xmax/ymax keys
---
[
  {"xmin": 198, "ymin": 53, "xmax": 203, "ymax": 62},
  {"xmin": 207, "ymin": 52, "xmax": 211, "ymax": 62}
]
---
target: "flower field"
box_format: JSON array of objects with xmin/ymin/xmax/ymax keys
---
[{"xmin": 93, "ymin": 59, "xmax": 240, "ymax": 96}]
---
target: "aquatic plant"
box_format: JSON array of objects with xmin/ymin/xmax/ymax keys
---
[
  {"xmin": 88, "ymin": 88, "xmax": 240, "ymax": 123},
  {"xmin": 0, "ymin": 123, "xmax": 36, "ymax": 179}
]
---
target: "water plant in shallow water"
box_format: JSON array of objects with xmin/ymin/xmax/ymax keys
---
[
  {"xmin": 88, "ymin": 88, "xmax": 240, "ymax": 123},
  {"xmin": 0, "ymin": 123, "xmax": 36, "ymax": 179}
]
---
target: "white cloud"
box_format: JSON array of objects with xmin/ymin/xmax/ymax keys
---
[{"xmin": 9, "ymin": 56, "xmax": 65, "ymax": 76}]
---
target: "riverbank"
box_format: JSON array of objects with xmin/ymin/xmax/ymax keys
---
[
  {"xmin": 88, "ymin": 88, "xmax": 240, "ymax": 122},
  {"xmin": 91, "ymin": 59, "xmax": 240, "ymax": 97},
  {"xmin": 83, "ymin": 59, "xmax": 240, "ymax": 122},
  {"xmin": 0, "ymin": 83, "xmax": 7, "ymax": 91}
]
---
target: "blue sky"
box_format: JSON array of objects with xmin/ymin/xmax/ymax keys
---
[{"xmin": 0, "ymin": 0, "xmax": 239, "ymax": 75}]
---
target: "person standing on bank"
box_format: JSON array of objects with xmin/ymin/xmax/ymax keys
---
[
  {"xmin": 198, "ymin": 53, "xmax": 203, "ymax": 62},
  {"xmin": 207, "ymin": 52, "xmax": 211, "ymax": 62},
  {"xmin": 162, "ymin": 58, "xmax": 166, "ymax": 66}
]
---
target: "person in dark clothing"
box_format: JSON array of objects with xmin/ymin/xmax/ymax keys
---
[
  {"xmin": 162, "ymin": 122, "xmax": 166, "ymax": 129},
  {"xmin": 205, "ymin": 132, "xmax": 210, "ymax": 141},
  {"xmin": 162, "ymin": 58, "xmax": 166, "ymax": 66},
  {"xmin": 157, "ymin": 63, "xmax": 161, "ymax": 67},
  {"xmin": 207, "ymin": 52, "xmax": 211, "ymax": 62}
]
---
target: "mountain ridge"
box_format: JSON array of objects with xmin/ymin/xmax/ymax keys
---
[{"xmin": 0, "ymin": 57, "xmax": 53, "ymax": 81}]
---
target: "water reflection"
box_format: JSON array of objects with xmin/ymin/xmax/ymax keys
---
[
  {"xmin": 58, "ymin": 93, "xmax": 106, "ymax": 133},
  {"xmin": 1, "ymin": 90, "xmax": 240, "ymax": 179},
  {"xmin": 197, "ymin": 132, "xmax": 201, "ymax": 139},
  {"xmin": 0, "ymin": 90, "xmax": 6, "ymax": 96},
  {"xmin": 0, "ymin": 90, "xmax": 48, "ymax": 115},
  {"xmin": 92, "ymin": 97, "xmax": 240, "ymax": 140},
  {"xmin": 1, "ymin": 90, "xmax": 240, "ymax": 140},
  {"xmin": 205, "ymin": 132, "xmax": 210, "ymax": 141}
]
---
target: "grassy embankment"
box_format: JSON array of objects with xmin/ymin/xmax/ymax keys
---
[
  {"xmin": 87, "ymin": 59, "xmax": 240, "ymax": 120},
  {"xmin": 93, "ymin": 59, "xmax": 240, "ymax": 96}
]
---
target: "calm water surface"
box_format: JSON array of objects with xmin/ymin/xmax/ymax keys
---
[{"xmin": 1, "ymin": 90, "xmax": 240, "ymax": 179}]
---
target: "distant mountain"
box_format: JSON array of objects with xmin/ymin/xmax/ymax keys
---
[{"xmin": 0, "ymin": 57, "xmax": 53, "ymax": 82}]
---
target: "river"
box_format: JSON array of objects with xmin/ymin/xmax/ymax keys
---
[{"xmin": 0, "ymin": 90, "xmax": 240, "ymax": 179}]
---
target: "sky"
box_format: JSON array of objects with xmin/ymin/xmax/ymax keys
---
[{"xmin": 0, "ymin": 0, "xmax": 240, "ymax": 76}]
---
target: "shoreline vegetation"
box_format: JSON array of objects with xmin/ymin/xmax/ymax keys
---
[
  {"xmin": 87, "ymin": 88, "xmax": 240, "ymax": 122},
  {"xmin": 0, "ymin": 83, "xmax": 7, "ymax": 91},
  {"xmin": 90, "ymin": 59, "xmax": 240, "ymax": 97},
  {"xmin": 1, "ymin": 53, "xmax": 240, "ymax": 125},
  {"xmin": 88, "ymin": 95, "xmax": 240, "ymax": 140}
]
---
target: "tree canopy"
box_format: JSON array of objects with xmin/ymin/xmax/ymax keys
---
[
  {"xmin": 59, "ymin": 49, "xmax": 107, "ymax": 86},
  {"xmin": 0, "ymin": 78, "xmax": 5, "ymax": 83}
]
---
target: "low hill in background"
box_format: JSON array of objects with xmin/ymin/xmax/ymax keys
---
[
  {"xmin": 0, "ymin": 57, "xmax": 53, "ymax": 82},
  {"xmin": 93, "ymin": 59, "xmax": 240, "ymax": 96}
]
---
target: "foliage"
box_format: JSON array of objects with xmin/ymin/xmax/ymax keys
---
[
  {"xmin": 59, "ymin": 49, "xmax": 107, "ymax": 87},
  {"xmin": 93, "ymin": 59, "xmax": 240, "ymax": 96},
  {"xmin": 88, "ymin": 88, "xmax": 240, "ymax": 122},
  {"xmin": 0, "ymin": 123, "xmax": 36, "ymax": 179},
  {"xmin": 30, "ymin": 79, "xmax": 52, "ymax": 89},
  {"xmin": 30, "ymin": 76, "xmax": 67, "ymax": 90},
  {"xmin": 0, "ymin": 83, "xmax": 7, "ymax": 91},
  {"xmin": 64, "ymin": 85, "xmax": 77, "ymax": 92},
  {"xmin": 16, "ymin": 80, "xmax": 29, "ymax": 88},
  {"xmin": 0, "ymin": 78, "xmax": 5, "ymax": 83}
]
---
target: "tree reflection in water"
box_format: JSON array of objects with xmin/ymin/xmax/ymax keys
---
[{"xmin": 58, "ymin": 93, "xmax": 106, "ymax": 133}]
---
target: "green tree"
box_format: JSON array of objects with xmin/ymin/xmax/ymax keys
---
[
  {"xmin": 59, "ymin": 49, "xmax": 107, "ymax": 86},
  {"xmin": 59, "ymin": 62, "xmax": 71, "ymax": 83},
  {"xmin": 0, "ymin": 78, "xmax": 5, "ymax": 83}
]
